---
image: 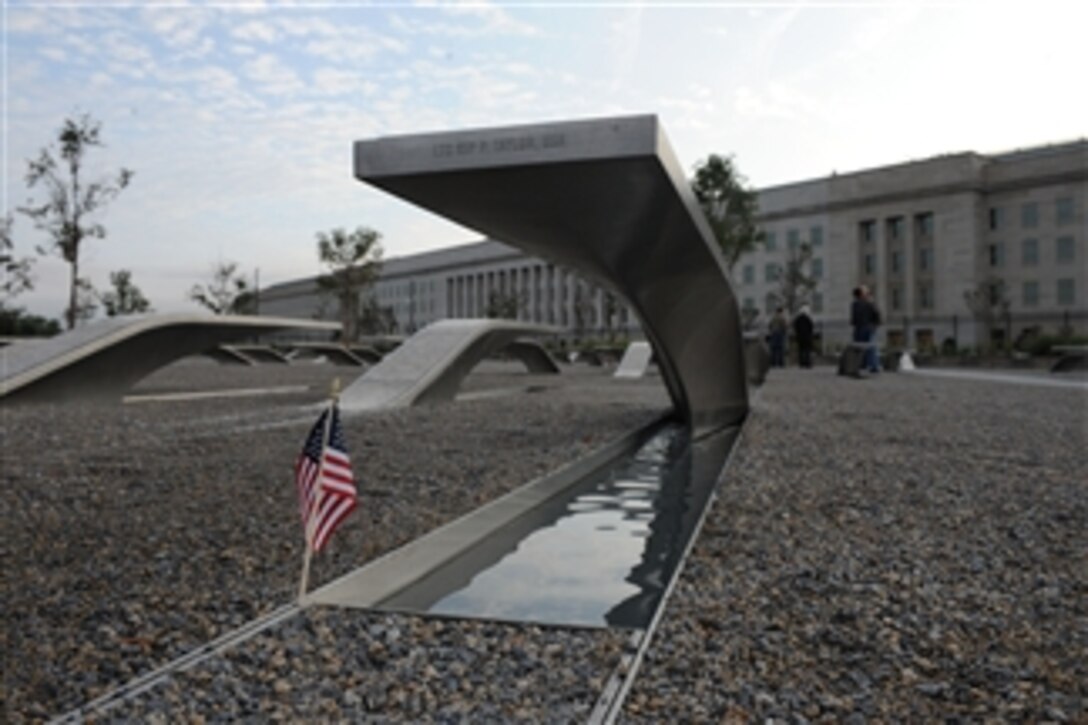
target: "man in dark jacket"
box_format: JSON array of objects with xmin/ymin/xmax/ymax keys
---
[
  {"xmin": 793, "ymin": 305, "xmax": 815, "ymax": 368},
  {"xmin": 850, "ymin": 286, "xmax": 881, "ymax": 373}
]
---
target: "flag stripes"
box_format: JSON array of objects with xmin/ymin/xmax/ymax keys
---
[{"xmin": 294, "ymin": 406, "xmax": 357, "ymax": 553}]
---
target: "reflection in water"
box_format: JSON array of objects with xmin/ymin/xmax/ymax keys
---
[{"xmin": 378, "ymin": 422, "xmax": 737, "ymax": 628}]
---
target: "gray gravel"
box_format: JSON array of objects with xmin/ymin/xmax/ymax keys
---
[
  {"xmin": 5, "ymin": 359, "xmax": 1085, "ymax": 722},
  {"xmin": 622, "ymin": 368, "xmax": 1087, "ymax": 722},
  {"xmin": 2, "ymin": 358, "xmax": 667, "ymax": 722}
]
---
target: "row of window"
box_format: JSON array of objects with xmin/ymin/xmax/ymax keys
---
[
  {"xmin": 989, "ymin": 197, "xmax": 1076, "ymax": 231},
  {"xmin": 988, "ymin": 236, "xmax": 1077, "ymax": 267},
  {"xmin": 861, "ymin": 246, "xmax": 934, "ymax": 276},
  {"xmin": 859, "ymin": 212, "xmax": 934, "ymax": 243},
  {"xmin": 764, "ymin": 225, "xmax": 824, "ymax": 252},
  {"xmin": 741, "ymin": 258, "xmax": 825, "ymax": 284},
  {"xmin": 744, "ymin": 292, "xmax": 825, "ymax": 315},
  {"xmin": 1016, "ymin": 279, "xmax": 1077, "ymax": 307},
  {"xmin": 886, "ymin": 283, "xmax": 934, "ymax": 311}
]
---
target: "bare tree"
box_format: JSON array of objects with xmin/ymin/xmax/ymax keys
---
[
  {"xmin": 18, "ymin": 114, "xmax": 133, "ymax": 329},
  {"xmin": 99, "ymin": 269, "xmax": 151, "ymax": 316},
  {"xmin": 772, "ymin": 242, "xmax": 817, "ymax": 317},
  {"xmin": 190, "ymin": 261, "xmax": 250, "ymax": 314},
  {"xmin": 316, "ymin": 227, "xmax": 383, "ymax": 342}
]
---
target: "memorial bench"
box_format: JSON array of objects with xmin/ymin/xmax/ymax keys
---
[
  {"xmin": 837, "ymin": 342, "xmax": 877, "ymax": 378},
  {"xmin": 1051, "ymin": 345, "xmax": 1088, "ymax": 373}
]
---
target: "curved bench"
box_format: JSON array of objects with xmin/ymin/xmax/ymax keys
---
[
  {"xmin": 339, "ymin": 319, "xmax": 561, "ymax": 411},
  {"xmin": 1, "ymin": 314, "xmax": 339, "ymax": 404},
  {"xmin": 354, "ymin": 114, "xmax": 748, "ymax": 435}
]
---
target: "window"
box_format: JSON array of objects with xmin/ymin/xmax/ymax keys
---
[
  {"xmin": 988, "ymin": 281, "xmax": 1005, "ymax": 307},
  {"xmin": 811, "ymin": 257, "xmax": 823, "ymax": 279},
  {"xmin": 1056, "ymin": 236, "xmax": 1075, "ymax": 264},
  {"xmin": 743, "ymin": 297, "xmax": 755, "ymax": 311},
  {"xmin": 787, "ymin": 229, "xmax": 800, "ymax": 250},
  {"xmin": 859, "ymin": 220, "xmax": 876, "ymax": 243},
  {"xmin": 886, "ymin": 216, "xmax": 905, "ymax": 241},
  {"xmin": 918, "ymin": 282, "xmax": 933, "ymax": 309},
  {"xmin": 764, "ymin": 263, "xmax": 780, "ymax": 282},
  {"xmin": 1021, "ymin": 202, "xmax": 1039, "ymax": 229},
  {"xmin": 742, "ymin": 264, "xmax": 755, "ymax": 284},
  {"xmin": 891, "ymin": 250, "xmax": 902, "ymax": 273},
  {"xmin": 863, "ymin": 254, "xmax": 875, "ymax": 275},
  {"xmin": 918, "ymin": 247, "xmax": 932, "ymax": 272},
  {"xmin": 1022, "ymin": 238, "xmax": 1039, "ymax": 266},
  {"xmin": 989, "ymin": 207, "xmax": 1003, "ymax": 231},
  {"xmin": 988, "ymin": 241, "xmax": 1005, "ymax": 268},
  {"xmin": 1022, "ymin": 281, "xmax": 1039, "ymax": 307},
  {"xmin": 764, "ymin": 232, "xmax": 777, "ymax": 251},
  {"xmin": 891, "ymin": 286, "xmax": 901, "ymax": 311},
  {"xmin": 1056, "ymin": 197, "xmax": 1074, "ymax": 225},
  {"xmin": 812, "ymin": 292, "xmax": 823, "ymax": 313},
  {"xmin": 915, "ymin": 212, "xmax": 934, "ymax": 238},
  {"xmin": 764, "ymin": 293, "xmax": 777, "ymax": 314},
  {"xmin": 1057, "ymin": 278, "xmax": 1075, "ymax": 306},
  {"xmin": 810, "ymin": 226, "xmax": 824, "ymax": 246}
]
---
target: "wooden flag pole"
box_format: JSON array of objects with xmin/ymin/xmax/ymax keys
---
[{"xmin": 298, "ymin": 378, "xmax": 341, "ymax": 604}]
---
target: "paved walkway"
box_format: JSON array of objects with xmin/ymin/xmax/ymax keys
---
[{"xmin": 905, "ymin": 366, "xmax": 1088, "ymax": 390}]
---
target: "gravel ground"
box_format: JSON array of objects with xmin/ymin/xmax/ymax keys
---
[
  {"xmin": 623, "ymin": 368, "xmax": 1087, "ymax": 722},
  {"xmin": 5, "ymin": 358, "xmax": 1085, "ymax": 722},
  {"xmin": 1, "ymin": 357, "xmax": 667, "ymax": 722}
]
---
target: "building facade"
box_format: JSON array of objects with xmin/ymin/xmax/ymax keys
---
[{"xmin": 262, "ymin": 139, "xmax": 1086, "ymax": 350}]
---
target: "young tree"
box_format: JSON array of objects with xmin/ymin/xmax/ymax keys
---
[
  {"xmin": 18, "ymin": 114, "xmax": 133, "ymax": 329},
  {"xmin": 99, "ymin": 269, "xmax": 151, "ymax": 316},
  {"xmin": 316, "ymin": 226, "xmax": 383, "ymax": 343},
  {"xmin": 73, "ymin": 277, "xmax": 98, "ymax": 325},
  {"xmin": 690, "ymin": 154, "xmax": 763, "ymax": 271},
  {"xmin": 772, "ymin": 242, "xmax": 818, "ymax": 317},
  {"xmin": 189, "ymin": 261, "xmax": 250, "ymax": 314}
]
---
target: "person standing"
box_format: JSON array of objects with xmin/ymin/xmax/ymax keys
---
[
  {"xmin": 768, "ymin": 307, "xmax": 788, "ymax": 368},
  {"xmin": 864, "ymin": 286, "xmax": 882, "ymax": 372},
  {"xmin": 793, "ymin": 304, "xmax": 815, "ymax": 368}
]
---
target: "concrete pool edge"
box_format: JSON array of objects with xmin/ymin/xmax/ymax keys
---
[{"xmin": 306, "ymin": 411, "xmax": 675, "ymax": 610}]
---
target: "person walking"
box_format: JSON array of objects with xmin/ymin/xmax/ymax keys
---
[
  {"xmin": 850, "ymin": 286, "xmax": 881, "ymax": 374},
  {"xmin": 768, "ymin": 307, "xmax": 788, "ymax": 368},
  {"xmin": 793, "ymin": 304, "xmax": 815, "ymax": 368}
]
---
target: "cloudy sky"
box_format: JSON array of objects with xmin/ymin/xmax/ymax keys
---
[{"xmin": 4, "ymin": 0, "xmax": 1086, "ymax": 318}]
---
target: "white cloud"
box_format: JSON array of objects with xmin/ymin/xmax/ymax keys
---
[
  {"xmin": 231, "ymin": 20, "xmax": 280, "ymax": 43},
  {"xmin": 141, "ymin": 5, "xmax": 213, "ymax": 49},
  {"xmin": 243, "ymin": 53, "xmax": 305, "ymax": 96},
  {"xmin": 39, "ymin": 47, "xmax": 68, "ymax": 63}
]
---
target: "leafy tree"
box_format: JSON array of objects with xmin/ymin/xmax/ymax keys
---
[
  {"xmin": 485, "ymin": 289, "xmax": 522, "ymax": 320},
  {"xmin": 99, "ymin": 269, "xmax": 151, "ymax": 316},
  {"xmin": 316, "ymin": 226, "xmax": 383, "ymax": 342},
  {"xmin": 771, "ymin": 242, "xmax": 817, "ymax": 317},
  {"xmin": 18, "ymin": 114, "xmax": 133, "ymax": 329},
  {"xmin": 358, "ymin": 294, "xmax": 396, "ymax": 336},
  {"xmin": 2, "ymin": 213, "xmax": 35, "ymax": 303},
  {"xmin": 690, "ymin": 154, "xmax": 763, "ymax": 271},
  {"xmin": 189, "ymin": 261, "xmax": 250, "ymax": 314},
  {"xmin": 0, "ymin": 308, "xmax": 60, "ymax": 336}
]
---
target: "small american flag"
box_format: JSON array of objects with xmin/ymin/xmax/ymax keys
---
[{"xmin": 295, "ymin": 405, "xmax": 356, "ymax": 553}]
